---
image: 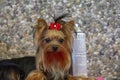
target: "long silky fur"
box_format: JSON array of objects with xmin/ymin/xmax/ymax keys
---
[
  {"xmin": 34, "ymin": 14, "xmax": 75, "ymax": 80},
  {"xmin": 54, "ymin": 14, "xmax": 75, "ymax": 53}
]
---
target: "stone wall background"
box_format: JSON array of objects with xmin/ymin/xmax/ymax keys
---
[{"xmin": 0, "ymin": 0, "xmax": 120, "ymax": 79}]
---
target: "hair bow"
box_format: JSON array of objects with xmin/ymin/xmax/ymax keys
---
[{"xmin": 49, "ymin": 22, "xmax": 61, "ymax": 30}]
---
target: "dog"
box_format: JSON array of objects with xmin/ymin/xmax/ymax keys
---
[
  {"xmin": 26, "ymin": 14, "xmax": 96, "ymax": 80},
  {"xmin": 0, "ymin": 62, "xmax": 25, "ymax": 80},
  {"xmin": 25, "ymin": 70, "xmax": 96, "ymax": 80}
]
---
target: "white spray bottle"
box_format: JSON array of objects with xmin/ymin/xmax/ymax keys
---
[{"xmin": 72, "ymin": 32, "xmax": 88, "ymax": 76}]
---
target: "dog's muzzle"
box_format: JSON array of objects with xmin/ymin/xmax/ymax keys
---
[{"xmin": 52, "ymin": 45, "xmax": 58, "ymax": 52}]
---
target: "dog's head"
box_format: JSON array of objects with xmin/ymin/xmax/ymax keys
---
[{"xmin": 34, "ymin": 17, "xmax": 75, "ymax": 79}]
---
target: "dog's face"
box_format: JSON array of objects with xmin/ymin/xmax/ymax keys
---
[
  {"xmin": 34, "ymin": 18, "xmax": 74, "ymax": 78},
  {"xmin": 42, "ymin": 30, "xmax": 71, "ymax": 72}
]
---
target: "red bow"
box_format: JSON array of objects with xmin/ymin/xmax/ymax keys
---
[{"xmin": 49, "ymin": 22, "xmax": 61, "ymax": 30}]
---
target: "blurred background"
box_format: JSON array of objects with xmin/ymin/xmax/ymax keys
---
[{"xmin": 0, "ymin": 0, "xmax": 120, "ymax": 79}]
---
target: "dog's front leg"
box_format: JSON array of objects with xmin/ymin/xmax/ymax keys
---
[{"xmin": 25, "ymin": 70, "xmax": 46, "ymax": 80}]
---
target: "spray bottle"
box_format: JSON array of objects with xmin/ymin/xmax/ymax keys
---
[{"xmin": 72, "ymin": 32, "xmax": 88, "ymax": 76}]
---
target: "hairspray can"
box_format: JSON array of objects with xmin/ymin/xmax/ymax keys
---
[{"xmin": 72, "ymin": 32, "xmax": 88, "ymax": 76}]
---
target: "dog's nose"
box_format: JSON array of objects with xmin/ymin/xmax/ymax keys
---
[{"xmin": 52, "ymin": 46, "xmax": 58, "ymax": 51}]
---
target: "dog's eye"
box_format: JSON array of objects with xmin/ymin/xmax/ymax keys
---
[
  {"xmin": 58, "ymin": 38, "xmax": 64, "ymax": 43},
  {"xmin": 44, "ymin": 38, "xmax": 51, "ymax": 43}
]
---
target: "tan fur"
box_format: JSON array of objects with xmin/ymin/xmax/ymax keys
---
[
  {"xmin": 26, "ymin": 18, "xmax": 96, "ymax": 80},
  {"xmin": 25, "ymin": 70, "xmax": 45, "ymax": 80},
  {"xmin": 33, "ymin": 19, "xmax": 48, "ymax": 48},
  {"xmin": 31, "ymin": 18, "xmax": 74, "ymax": 80},
  {"xmin": 26, "ymin": 71, "xmax": 96, "ymax": 80}
]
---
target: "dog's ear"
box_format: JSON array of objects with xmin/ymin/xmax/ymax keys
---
[
  {"xmin": 65, "ymin": 20, "xmax": 75, "ymax": 53},
  {"xmin": 66, "ymin": 20, "xmax": 75, "ymax": 32},
  {"xmin": 59, "ymin": 20, "xmax": 75, "ymax": 53},
  {"xmin": 33, "ymin": 18, "xmax": 48, "ymax": 48}
]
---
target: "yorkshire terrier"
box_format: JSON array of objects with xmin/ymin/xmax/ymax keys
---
[{"xmin": 26, "ymin": 15, "xmax": 96, "ymax": 80}]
